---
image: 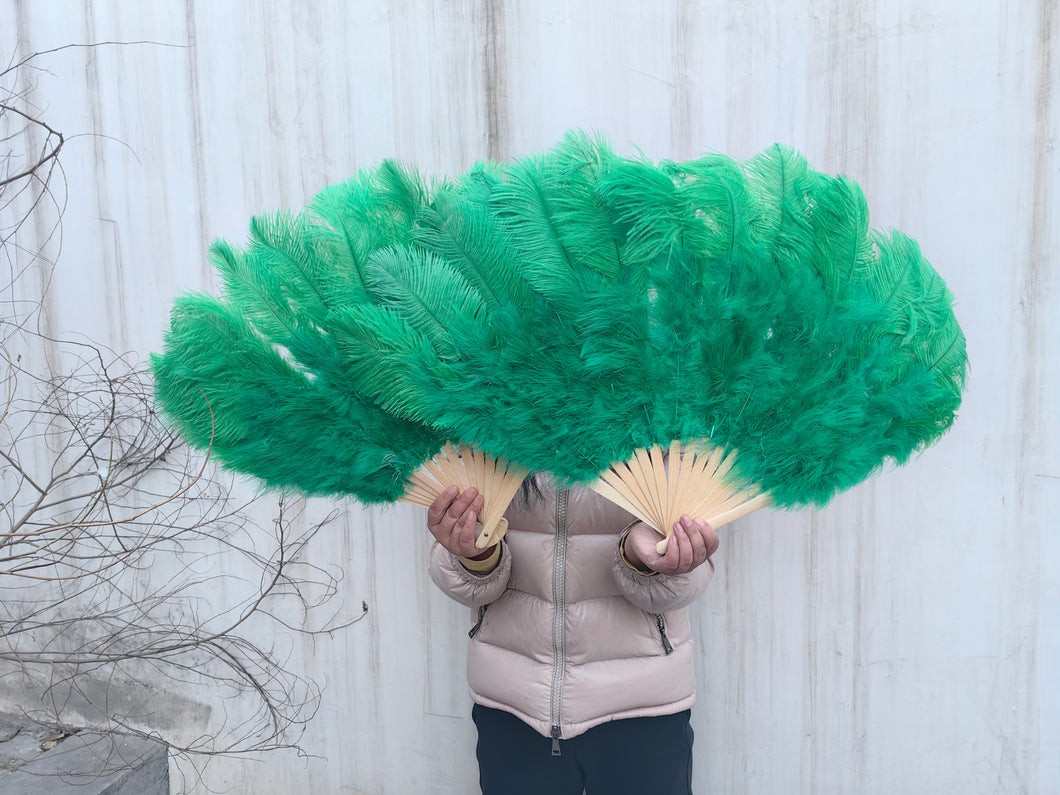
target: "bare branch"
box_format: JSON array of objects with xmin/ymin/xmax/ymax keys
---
[{"xmin": 0, "ymin": 41, "xmax": 362, "ymax": 775}]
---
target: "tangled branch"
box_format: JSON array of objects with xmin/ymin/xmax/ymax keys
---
[{"xmin": 0, "ymin": 43, "xmax": 362, "ymax": 782}]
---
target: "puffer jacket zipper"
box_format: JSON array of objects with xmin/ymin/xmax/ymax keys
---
[
  {"xmin": 468, "ymin": 604, "xmax": 488, "ymax": 639},
  {"xmin": 652, "ymin": 612, "xmax": 674, "ymax": 655},
  {"xmin": 549, "ymin": 488, "xmax": 569, "ymax": 757}
]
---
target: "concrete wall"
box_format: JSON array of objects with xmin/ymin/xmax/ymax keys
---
[{"xmin": 5, "ymin": 1, "xmax": 1057, "ymax": 792}]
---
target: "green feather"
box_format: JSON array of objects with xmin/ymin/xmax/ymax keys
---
[
  {"xmin": 152, "ymin": 294, "xmax": 443, "ymax": 501},
  {"xmin": 152, "ymin": 160, "xmax": 452, "ymax": 502}
]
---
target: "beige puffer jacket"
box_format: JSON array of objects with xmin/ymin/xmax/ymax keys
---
[{"xmin": 428, "ymin": 479, "xmax": 714, "ymax": 742}]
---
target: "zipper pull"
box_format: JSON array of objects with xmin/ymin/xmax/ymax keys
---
[
  {"xmin": 654, "ymin": 613, "xmax": 674, "ymax": 655},
  {"xmin": 550, "ymin": 726, "xmax": 562, "ymax": 757},
  {"xmin": 468, "ymin": 604, "xmax": 488, "ymax": 638}
]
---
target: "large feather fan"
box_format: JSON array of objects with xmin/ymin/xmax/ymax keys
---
[{"xmin": 153, "ymin": 132, "xmax": 966, "ymax": 550}]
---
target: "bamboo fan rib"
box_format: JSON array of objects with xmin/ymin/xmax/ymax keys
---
[
  {"xmin": 400, "ymin": 443, "xmax": 529, "ymax": 548},
  {"xmin": 592, "ymin": 441, "xmax": 772, "ymax": 554}
]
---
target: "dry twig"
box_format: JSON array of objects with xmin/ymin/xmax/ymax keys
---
[{"xmin": 1, "ymin": 43, "xmax": 362, "ymax": 784}]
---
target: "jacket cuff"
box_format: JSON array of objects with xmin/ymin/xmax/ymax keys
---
[
  {"xmin": 458, "ymin": 543, "xmax": 502, "ymax": 574},
  {"xmin": 429, "ymin": 540, "xmax": 511, "ymax": 608}
]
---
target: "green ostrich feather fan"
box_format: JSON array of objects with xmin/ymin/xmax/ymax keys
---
[
  {"xmin": 151, "ymin": 162, "xmax": 527, "ymax": 546},
  {"xmin": 154, "ymin": 131, "xmax": 966, "ymax": 550}
]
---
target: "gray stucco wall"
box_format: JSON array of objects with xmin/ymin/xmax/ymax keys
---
[{"xmin": 3, "ymin": 1, "xmax": 1057, "ymax": 792}]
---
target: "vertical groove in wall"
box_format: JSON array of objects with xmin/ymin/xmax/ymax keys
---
[
  {"xmin": 82, "ymin": 0, "xmax": 128, "ymax": 349},
  {"xmin": 822, "ymin": 0, "xmax": 880, "ymax": 182},
  {"xmin": 298, "ymin": 1, "xmax": 327, "ymax": 195},
  {"xmin": 671, "ymin": 0, "xmax": 696, "ymax": 158},
  {"xmin": 386, "ymin": 3, "xmax": 406, "ymax": 157},
  {"xmin": 1023, "ymin": 0, "xmax": 1055, "ymax": 417},
  {"xmin": 803, "ymin": 511, "xmax": 819, "ymax": 795},
  {"xmin": 362, "ymin": 506, "xmax": 383, "ymax": 773},
  {"xmin": 1005, "ymin": 1, "xmax": 1054, "ymax": 789},
  {"xmin": 11, "ymin": 0, "xmax": 56, "ymax": 344},
  {"xmin": 261, "ymin": 5, "xmax": 291, "ymax": 208},
  {"xmin": 851, "ymin": 486, "xmax": 871, "ymax": 794},
  {"xmin": 183, "ymin": 0, "xmax": 211, "ymax": 285},
  {"xmin": 481, "ymin": 0, "xmax": 510, "ymax": 162}
]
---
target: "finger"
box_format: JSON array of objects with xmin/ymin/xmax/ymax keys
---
[
  {"xmin": 427, "ymin": 486, "xmax": 460, "ymax": 528},
  {"xmin": 686, "ymin": 516, "xmax": 719, "ymax": 557},
  {"xmin": 703, "ymin": 522, "xmax": 720, "ymax": 557},
  {"xmin": 675, "ymin": 521, "xmax": 693, "ymax": 573},
  {"xmin": 449, "ymin": 495, "xmax": 485, "ymax": 554},
  {"xmin": 444, "ymin": 487, "xmax": 480, "ymax": 528},
  {"xmin": 659, "ymin": 522, "xmax": 683, "ymax": 574},
  {"xmin": 453, "ymin": 508, "xmax": 478, "ymax": 553},
  {"xmin": 684, "ymin": 517, "xmax": 708, "ymax": 567}
]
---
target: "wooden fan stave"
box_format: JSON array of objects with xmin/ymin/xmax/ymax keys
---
[
  {"xmin": 401, "ymin": 442, "xmax": 529, "ymax": 548},
  {"xmin": 592, "ymin": 441, "xmax": 770, "ymax": 554}
]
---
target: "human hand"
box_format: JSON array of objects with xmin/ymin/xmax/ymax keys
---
[
  {"xmin": 623, "ymin": 516, "xmax": 719, "ymax": 576},
  {"xmin": 426, "ymin": 486, "xmax": 490, "ymax": 559}
]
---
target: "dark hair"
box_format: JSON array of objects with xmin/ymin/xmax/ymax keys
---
[{"xmin": 516, "ymin": 473, "xmax": 545, "ymax": 506}]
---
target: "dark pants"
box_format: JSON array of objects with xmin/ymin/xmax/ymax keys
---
[{"xmin": 472, "ymin": 704, "xmax": 694, "ymax": 795}]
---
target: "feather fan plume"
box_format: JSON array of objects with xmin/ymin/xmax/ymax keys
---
[
  {"xmin": 154, "ymin": 132, "xmax": 966, "ymax": 551},
  {"xmin": 151, "ymin": 162, "xmax": 525, "ymax": 547}
]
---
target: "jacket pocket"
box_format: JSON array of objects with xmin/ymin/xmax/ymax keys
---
[{"xmin": 651, "ymin": 612, "xmax": 674, "ymax": 655}]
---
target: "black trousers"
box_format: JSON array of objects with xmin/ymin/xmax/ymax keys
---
[{"xmin": 472, "ymin": 704, "xmax": 694, "ymax": 795}]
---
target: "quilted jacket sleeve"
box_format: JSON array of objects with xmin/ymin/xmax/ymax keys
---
[
  {"xmin": 610, "ymin": 532, "xmax": 715, "ymax": 614},
  {"xmin": 428, "ymin": 540, "xmax": 512, "ymax": 608}
]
